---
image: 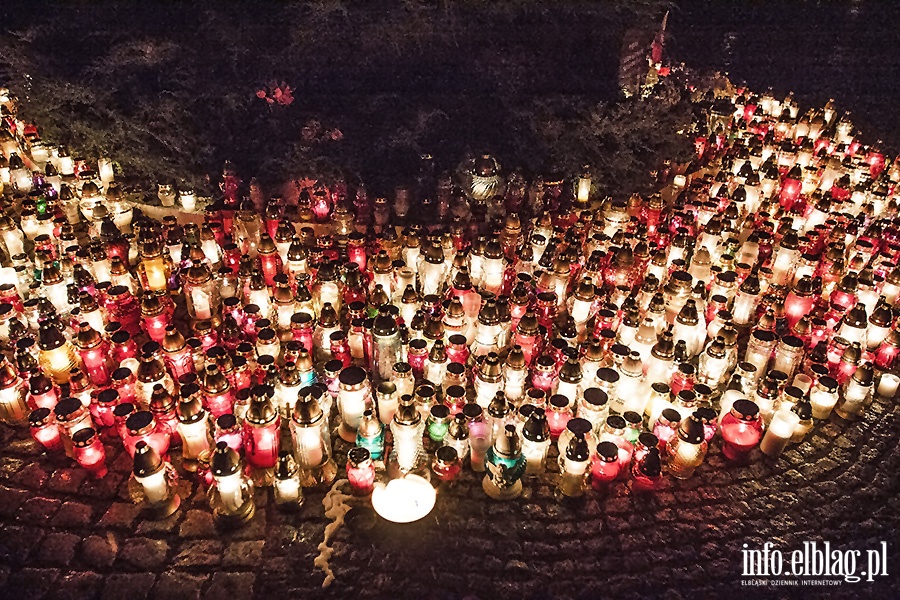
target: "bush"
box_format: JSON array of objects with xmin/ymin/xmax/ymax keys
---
[{"xmin": 0, "ymin": 1, "xmax": 681, "ymax": 198}]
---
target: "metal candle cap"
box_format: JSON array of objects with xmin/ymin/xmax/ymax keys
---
[
  {"xmin": 596, "ymin": 441, "xmax": 619, "ymax": 462},
  {"xmin": 211, "ymin": 441, "xmax": 241, "ymax": 477},
  {"xmin": 133, "ymin": 441, "xmax": 164, "ymax": 477},
  {"xmin": 494, "ymin": 424, "xmax": 521, "ymax": 458}
]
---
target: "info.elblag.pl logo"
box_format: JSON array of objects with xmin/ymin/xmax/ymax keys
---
[{"xmin": 741, "ymin": 542, "xmax": 889, "ymax": 586}]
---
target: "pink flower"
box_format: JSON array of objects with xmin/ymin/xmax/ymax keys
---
[{"xmin": 256, "ymin": 89, "xmax": 267, "ymax": 99}]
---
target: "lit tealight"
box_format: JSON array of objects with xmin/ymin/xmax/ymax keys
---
[{"xmin": 371, "ymin": 474, "xmax": 436, "ymax": 523}]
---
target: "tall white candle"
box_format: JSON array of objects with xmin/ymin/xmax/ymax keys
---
[
  {"xmin": 877, "ymin": 373, "xmax": 899, "ymax": 398},
  {"xmin": 137, "ymin": 469, "xmax": 168, "ymax": 503},
  {"xmin": 760, "ymin": 410, "xmax": 799, "ymax": 457},
  {"xmin": 215, "ymin": 472, "xmax": 244, "ymax": 512}
]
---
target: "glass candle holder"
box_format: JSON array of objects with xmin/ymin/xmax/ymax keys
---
[
  {"xmin": 484, "ymin": 424, "xmax": 527, "ymax": 500},
  {"xmin": 176, "ymin": 391, "xmax": 211, "ymax": 471},
  {"xmin": 760, "ymin": 409, "xmax": 800, "ymax": 458},
  {"xmin": 209, "ymin": 441, "xmax": 255, "ymax": 525},
  {"xmin": 0, "ymin": 357, "xmax": 27, "ymax": 423},
  {"xmin": 521, "ymin": 408, "xmax": 551, "ymax": 476},
  {"xmin": 665, "ymin": 415, "xmax": 708, "ymax": 479},
  {"xmin": 631, "ymin": 447, "xmax": 663, "ymax": 492},
  {"xmin": 652, "ymin": 408, "xmax": 682, "ymax": 455},
  {"xmin": 878, "ymin": 373, "xmax": 900, "ymax": 398},
  {"xmin": 274, "ymin": 451, "xmax": 304, "ymax": 509},
  {"xmin": 29, "ymin": 407, "xmax": 63, "ymax": 452},
  {"xmin": 291, "ymin": 396, "xmax": 337, "ymax": 486},
  {"xmin": 577, "ymin": 388, "xmax": 609, "ymax": 434},
  {"xmin": 337, "ymin": 366, "xmax": 371, "ymax": 442},
  {"xmin": 558, "ymin": 432, "xmax": 591, "ymax": 498},
  {"xmin": 214, "ymin": 413, "xmax": 243, "ymax": 453},
  {"xmin": 242, "ymin": 386, "xmax": 280, "ymax": 470},
  {"xmin": 591, "ymin": 440, "xmax": 621, "ymax": 490},
  {"xmin": 719, "ymin": 399, "xmax": 763, "ymax": 461},
  {"xmin": 425, "ymin": 404, "xmax": 451, "ymax": 451},
  {"xmin": 346, "ymin": 446, "xmax": 376, "ymax": 496},
  {"xmin": 835, "ymin": 364, "xmax": 874, "ymax": 421},
  {"xmin": 375, "ymin": 382, "xmax": 399, "ymax": 426},
  {"xmin": 744, "ymin": 330, "xmax": 777, "ymax": 375},
  {"xmin": 132, "ymin": 441, "xmax": 180, "ymax": 518},
  {"xmin": 355, "ymin": 408, "xmax": 385, "ymax": 461},
  {"xmin": 72, "ymin": 427, "xmax": 107, "ymax": 478},
  {"xmin": 432, "ymin": 445, "xmax": 462, "ymax": 482},
  {"xmin": 124, "ymin": 411, "xmax": 171, "ymax": 459},
  {"xmin": 547, "ymin": 394, "xmax": 573, "ymax": 439},
  {"xmin": 772, "ymin": 335, "xmax": 804, "ymax": 379}
]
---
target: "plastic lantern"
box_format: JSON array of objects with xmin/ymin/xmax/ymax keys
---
[
  {"xmin": 666, "ymin": 415, "xmax": 708, "ymax": 478},
  {"xmin": 38, "ymin": 323, "xmax": 80, "ymax": 384},
  {"xmin": 483, "ymin": 424, "xmax": 526, "ymax": 500},
  {"xmin": 132, "ymin": 440, "xmax": 180, "ymax": 519},
  {"xmin": 242, "ymin": 385, "xmax": 280, "ymax": 477},
  {"xmin": 72, "ymin": 427, "xmax": 108, "ymax": 478},
  {"xmin": 29, "ymin": 407, "xmax": 63, "ymax": 452},
  {"xmin": 0, "ymin": 355, "xmax": 27, "ymax": 423},
  {"xmin": 274, "ymin": 451, "xmax": 304, "ymax": 509},
  {"xmin": 137, "ymin": 240, "xmax": 170, "ymax": 293},
  {"xmin": 176, "ymin": 388, "xmax": 211, "ymax": 472},
  {"xmin": 291, "ymin": 394, "xmax": 337, "ymax": 486},
  {"xmin": 183, "ymin": 260, "xmax": 220, "ymax": 322},
  {"xmin": 209, "ymin": 441, "xmax": 255, "ymax": 527}
]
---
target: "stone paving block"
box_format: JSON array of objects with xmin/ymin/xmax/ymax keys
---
[
  {"xmin": 0, "ymin": 526, "xmax": 45, "ymax": 565},
  {"xmin": 12, "ymin": 462, "xmax": 52, "ymax": 491},
  {"xmin": 101, "ymin": 573, "xmax": 157, "ymax": 600},
  {"xmin": 173, "ymin": 540, "xmax": 222, "ymax": 568},
  {"xmin": 54, "ymin": 571, "xmax": 104, "ymax": 600},
  {"xmin": 80, "ymin": 535, "xmax": 119, "ymax": 569},
  {"xmin": 45, "ymin": 468, "xmax": 89, "ymax": 494},
  {"xmin": 50, "ymin": 501, "xmax": 94, "ymax": 528},
  {"xmin": 119, "ymin": 538, "xmax": 169, "ymax": 571},
  {"xmin": 6, "ymin": 567, "xmax": 60, "ymax": 599},
  {"xmin": 0, "ymin": 485, "xmax": 30, "ymax": 517},
  {"xmin": 135, "ymin": 512, "xmax": 180, "ymax": 535},
  {"xmin": 0, "ymin": 457, "xmax": 29, "ymax": 484},
  {"xmin": 98, "ymin": 502, "xmax": 141, "ymax": 529},
  {"xmin": 152, "ymin": 571, "xmax": 208, "ymax": 600},
  {"xmin": 203, "ymin": 572, "xmax": 254, "ymax": 600},
  {"xmin": 36, "ymin": 532, "xmax": 81, "ymax": 567},
  {"xmin": 178, "ymin": 509, "xmax": 215, "ymax": 538},
  {"xmin": 80, "ymin": 472, "xmax": 125, "ymax": 500},
  {"xmin": 222, "ymin": 540, "xmax": 264, "ymax": 567},
  {"xmin": 16, "ymin": 496, "xmax": 60, "ymax": 525}
]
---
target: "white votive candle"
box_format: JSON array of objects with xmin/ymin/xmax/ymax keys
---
[
  {"xmin": 760, "ymin": 409, "xmax": 799, "ymax": 458},
  {"xmin": 877, "ymin": 373, "xmax": 899, "ymax": 398}
]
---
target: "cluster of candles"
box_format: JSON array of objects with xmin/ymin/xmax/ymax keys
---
[{"xmin": 0, "ymin": 79, "xmax": 898, "ymax": 524}]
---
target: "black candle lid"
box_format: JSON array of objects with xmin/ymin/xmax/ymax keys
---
[
  {"xmin": 347, "ymin": 446, "xmax": 371, "ymax": 467},
  {"xmin": 210, "ymin": 441, "xmax": 241, "ymax": 477},
  {"xmin": 582, "ymin": 388, "xmax": 608, "ymax": 408},
  {"xmin": 133, "ymin": 441, "xmax": 163, "ymax": 477},
  {"xmin": 522, "ymin": 408, "xmax": 550, "ymax": 442},
  {"xmin": 731, "ymin": 399, "xmax": 759, "ymax": 419},
  {"xmin": 462, "ymin": 403, "xmax": 483, "ymax": 422},
  {"xmin": 622, "ymin": 411, "xmax": 642, "ymax": 428},
  {"xmin": 429, "ymin": 404, "xmax": 451, "ymax": 421},
  {"xmin": 677, "ymin": 415, "xmax": 706, "ymax": 444},
  {"xmin": 637, "ymin": 432, "xmax": 659, "ymax": 449},
  {"xmin": 566, "ymin": 417, "xmax": 593, "ymax": 437},
  {"xmin": 435, "ymin": 445, "xmax": 459, "ymax": 464},
  {"xmin": 660, "ymin": 408, "xmax": 682, "ymax": 426},
  {"xmin": 596, "ymin": 441, "xmax": 619, "ymax": 462}
]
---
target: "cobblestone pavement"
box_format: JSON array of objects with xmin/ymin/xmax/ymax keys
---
[{"xmin": 0, "ymin": 391, "xmax": 899, "ymax": 600}]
